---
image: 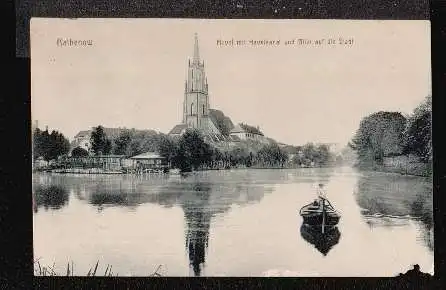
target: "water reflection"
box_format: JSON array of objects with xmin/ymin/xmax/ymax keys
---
[
  {"xmin": 183, "ymin": 182, "xmax": 212, "ymax": 276},
  {"xmin": 33, "ymin": 185, "xmax": 69, "ymax": 212},
  {"xmin": 32, "ymin": 168, "xmax": 433, "ymax": 276},
  {"xmin": 354, "ymin": 172, "xmax": 433, "ymax": 251},
  {"xmin": 300, "ymin": 225, "xmax": 341, "ymax": 256},
  {"xmin": 33, "ymin": 171, "xmax": 277, "ymax": 276}
]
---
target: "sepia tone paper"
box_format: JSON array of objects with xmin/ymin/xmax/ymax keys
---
[{"xmin": 31, "ymin": 18, "xmax": 432, "ymax": 277}]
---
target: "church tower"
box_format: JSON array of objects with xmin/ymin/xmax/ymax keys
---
[
  {"xmin": 183, "ymin": 33, "xmax": 211, "ymax": 130},
  {"xmin": 169, "ymin": 33, "xmax": 222, "ymax": 137}
]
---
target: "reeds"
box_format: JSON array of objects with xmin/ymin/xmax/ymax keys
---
[{"xmin": 34, "ymin": 259, "xmax": 163, "ymax": 277}]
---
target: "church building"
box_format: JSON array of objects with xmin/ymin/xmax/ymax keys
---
[{"xmin": 168, "ymin": 34, "xmax": 223, "ymax": 138}]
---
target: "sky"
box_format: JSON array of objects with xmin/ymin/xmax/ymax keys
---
[{"xmin": 31, "ymin": 19, "xmax": 431, "ymax": 146}]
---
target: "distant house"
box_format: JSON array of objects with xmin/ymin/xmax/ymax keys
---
[
  {"xmin": 70, "ymin": 127, "xmax": 159, "ymax": 155},
  {"xmin": 229, "ymin": 123, "xmax": 268, "ymax": 143},
  {"xmin": 129, "ymin": 152, "xmax": 168, "ymax": 171},
  {"xmin": 71, "ymin": 130, "xmax": 92, "ymax": 153}
]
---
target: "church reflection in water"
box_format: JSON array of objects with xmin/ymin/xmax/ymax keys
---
[
  {"xmin": 33, "ymin": 170, "xmax": 299, "ymax": 276},
  {"xmin": 178, "ymin": 179, "xmax": 272, "ymax": 276},
  {"xmin": 300, "ymin": 224, "xmax": 341, "ymax": 256},
  {"xmin": 182, "ymin": 183, "xmax": 212, "ymax": 276}
]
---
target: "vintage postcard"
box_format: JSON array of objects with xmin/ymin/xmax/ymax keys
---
[{"xmin": 31, "ymin": 18, "xmax": 432, "ymax": 277}]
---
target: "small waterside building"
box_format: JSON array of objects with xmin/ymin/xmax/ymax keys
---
[
  {"xmin": 33, "ymin": 156, "xmax": 49, "ymax": 170},
  {"xmin": 129, "ymin": 152, "xmax": 168, "ymax": 171}
]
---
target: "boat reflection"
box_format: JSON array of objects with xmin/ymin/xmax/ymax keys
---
[{"xmin": 300, "ymin": 224, "xmax": 341, "ymax": 256}]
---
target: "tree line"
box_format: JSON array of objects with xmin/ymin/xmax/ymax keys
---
[
  {"xmin": 33, "ymin": 128, "xmax": 70, "ymax": 161},
  {"xmin": 349, "ymin": 95, "xmax": 432, "ymax": 168},
  {"xmin": 36, "ymin": 123, "xmax": 336, "ymax": 172},
  {"xmin": 70, "ymin": 125, "xmax": 336, "ymax": 172},
  {"xmin": 71, "ymin": 126, "xmax": 167, "ymax": 157},
  {"xmin": 157, "ymin": 129, "xmax": 335, "ymax": 172},
  {"xmin": 239, "ymin": 123, "xmax": 264, "ymax": 136}
]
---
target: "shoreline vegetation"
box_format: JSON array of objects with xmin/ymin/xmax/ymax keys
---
[
  {"xmin": 349, "ymin": 96, "xmax": 432, "ymax": 178},
  {"xmin": 34, "ymin": 259, "xmax": 163, "ymax": 277},
  {"xmin": 32, "ymin": 96, "xmax": 431, "ymax": 178},
  {"xmin": 33, "ymin": 125, "xmax": 341, "ymax": 174}
]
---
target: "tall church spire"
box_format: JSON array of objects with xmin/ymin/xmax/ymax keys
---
[
  {"xmin": 193, "ymin": 33, "xmax": 200, "ymax": 64},
  {"xmin": 169, "ymin": 32, "xmax": 223, "ymax": 137}
]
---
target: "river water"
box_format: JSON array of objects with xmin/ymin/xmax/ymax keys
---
[{"xmin": 32, "ymin": 167, "xmax": 434, "ymax": 277}]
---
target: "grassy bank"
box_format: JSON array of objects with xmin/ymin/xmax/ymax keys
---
[
  {"xmin": 356, "ymin": 154, "xmax": 432, "ymax": 177},
  {"xmin": 369, "ymin": 164, "xmax": 432, "ymax": 177},
  {"xmin": 34, "ymin": 260, "xmax": 163, "ymax": 277}
]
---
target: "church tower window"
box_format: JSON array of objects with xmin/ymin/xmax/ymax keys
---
[{"xmin": 202, "ymin": 104, "xmax": 205, "ymax": 115}]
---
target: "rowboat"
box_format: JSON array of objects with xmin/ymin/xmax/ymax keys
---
[{"xmin": 299, "ymin": 198, "xmax": 341, "ymax": 233}]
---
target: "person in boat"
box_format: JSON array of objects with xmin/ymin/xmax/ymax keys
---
[
  {"xmin": 312, "ymin": 183, "xmax": 327, "ymax": 207},
  {"xmin": 317, "ymin": 183, "xmax": 327, "ymax": 200}
]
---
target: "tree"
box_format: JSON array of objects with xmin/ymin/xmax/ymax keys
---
[
  {"xmin": 71, "ymin": 147, "xmax": 89, "ymax": 157},
  {"xmin": 228, "ymin": 145, "xmax": 250, "ymax": 166},
  {"xmin": 112, "ymin": 130, "xmax": 132, "ymax": 155},
  {"xmin": 350, "ymin": 111, "xmax": 407, "ymax": 167},
  {"xmin": 209, "ymin": 109, "xmax": 234, "ymax": 136},
  {"xmin": 255, "ymin": 142, "xmax": 288, "ymax": 167},
  {"xmin": 122, "ymin": 130, "xmax": 166, "ymax": 157},
  {"xmin": 90, "ymin": 125, "xmax": 112, "ymax": 156},
  {"xmin": 403, "ymin": 96, "xmax": 432, "ymax": 162},
  {"xmin": 158, "ymin": 135, "xmax": 179, "ymax": 165},
  {"xmin": 174, "ymin": 129, "xmax": 213, "ymax": 172},
  {"xmin": 33, "ymin": 128, "xmax": 70, "ymax": 161},
  {"xmin": 32, "ymin": 128, "xmax": 45, "ymax": 160},
  {"xmin": 315, "ymin": 144, "xmax": 332, "ymax": 166},
  {"xmin": 240, "ymin": 123, "xmax": 264, "ymax": 136}
]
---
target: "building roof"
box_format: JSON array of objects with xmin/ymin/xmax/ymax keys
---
[
  {"xmin": 130, "ymin": 152, "xmax": 165, "ymax": 160},
  {"xmin": 73, "ymin": 127, "xmax": 158, "ymax": 140},
  {"xmin": 89, "ymin": 155, "xmax": 126, "ymax": 158},
  {"xmin": 74, "ymin": 130, "xmax": 91, "ymax": 138},
  {"xmin": 230, "ymin": 124, "xmax": 246, "ymax": 134},
  {"xmin": 168, "ymin": 124, "xmax": 188, "ymax": 135}
]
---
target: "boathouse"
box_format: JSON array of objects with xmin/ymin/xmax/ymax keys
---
[{"xmin": 129, "ymin": 152, "xmax": 168, "ymax": 171}]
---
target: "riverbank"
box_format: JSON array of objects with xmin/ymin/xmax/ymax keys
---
[
  {"xmin": 51, "ymin": 168, "xmax": 123, "ymax": 174},
  {"xmin": 353, "ymin": 154, "xmax": 431, "ymax": 177},
  {"xmin": 368, "ymin": 164, "xmax": 432, "ymax": 177},
  {"xmin": 370, "ymin": 155, "xmax": 432, "ymax": 177},
  {"xmin": 34, "ymin": 165, "xmax": 337, "ymax": 175}
]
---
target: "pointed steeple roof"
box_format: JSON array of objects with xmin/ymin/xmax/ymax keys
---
[{"xmin": 193, "ymin": 33, "xmax": 200, "ymax": 64}]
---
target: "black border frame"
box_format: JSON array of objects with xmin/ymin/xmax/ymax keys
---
[{"xmin": 6, "ymin": 1, "xmax": 445, "ymax": 289}]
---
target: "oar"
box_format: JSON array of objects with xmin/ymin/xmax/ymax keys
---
[{"xmin": 321, "ymin": 198, "xmax": 325, "ymax": 234}]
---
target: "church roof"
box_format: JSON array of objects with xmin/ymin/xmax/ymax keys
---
[
  {"xmin": 169, "ymin": 124, "xmax": 188, "ymax": 135},
  {"xmin": 230, "ymin": 124, "xmax": 246, "ymax": 134}
]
